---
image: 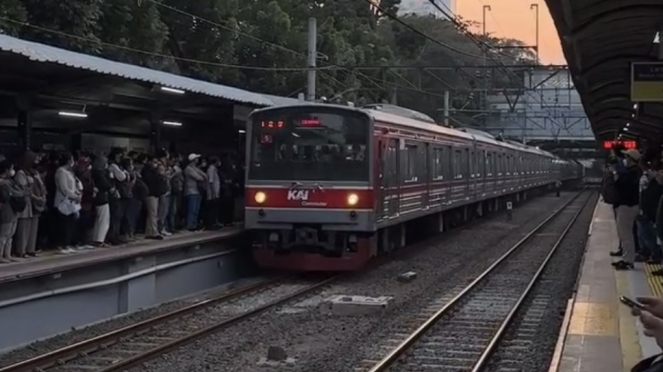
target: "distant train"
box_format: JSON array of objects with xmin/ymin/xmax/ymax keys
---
[{"xmin": 244, "ymin": 103, "xmax": 584, "ymax": 272}]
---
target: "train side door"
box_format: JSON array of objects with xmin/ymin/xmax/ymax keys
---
[
  {"xmin": 375, "ymin": 137, "xmax": 387, "ymax": 221},
  {"xmin": 387, "ymin": 138, "xmax": 400, "ymax": 218}
]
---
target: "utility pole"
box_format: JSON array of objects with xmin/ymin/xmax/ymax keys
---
[
  {"xmin": 482, "ymin": 5, "xmax": 491, "ymax": 36},
  {"xmin": 443, "ymin": 90, "xmax": 450, "ymax": 127},
  {"xmin": 307, "ymin": 17, "xmax": 317, "ymax": 102},
  {"xmin": 482, "ymin": 5, "xmax": 491, "ymax": 128},
  {"xmin": 530, "ymin": 4, "xmax": 539, "ymax": 62}
]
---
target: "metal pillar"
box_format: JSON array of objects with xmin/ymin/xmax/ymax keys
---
[
  {"xmin": 443, "ymin": 90, "xmax": 450, "ymax": 126},
  {"xmin": 149, "ymin": 114, "xmax": 162, "ymax": 153},
  {"xmin": 307, "ymin": 18, "xmax": 317, "ymax": 102},
  {"xmin": 530, "ymin": 4, "xmax": 540, "ymax": 62},
  {"xmin": 16, "ymin": 95, "xmax": 32, "ymax": 152}
]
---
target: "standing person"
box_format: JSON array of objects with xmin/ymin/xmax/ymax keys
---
[
  {"xmin": 613, "ymin": 149, "xmax": 643, "ymax": 270},
  {"xmin": 142, "ymin": 155, "xmax": 167, "ymax": 240},
  {"xmin": 156, "ymin": 149, "xmax": 172, "ymax": 236},
  {"xmin": 73, "ymin": 153, "xmax": 94, "ymax": 248},
  {"xmin": 0, "ymin": 161, "xmax": 22, "ymax": 262},
  {"xmin": 555, "ymin": 179, "xmax": 562, "ymax": 197},
  {"xmin": 124, "ymin": 157, "xmax": 145, "ymax": 241},
  {"xmin": 168, "ymin": 155, "xmax": 184, "ymax": 233},
  {"xmin": 54, "ymin": 152, "xmax": 82, "ymax": 254},
  {"xmin": 107, "ymin": 149, "xmax": 128, "ymax": 245},
  {"xmin": 205, "ymin": 156, "xmax": 221, "ymax": 229},
  {"xmin": 14, "ymin": 151, "xmax": 45, "ymax": 258},
  {"xmin": 184, "ymin": 154, "xmax": 206, "ymax": 231},
  {"xmin": 90, "ymin": 156, "xmax": 112, "ymax": 247}
]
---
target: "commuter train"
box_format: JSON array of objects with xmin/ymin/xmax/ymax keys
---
[{"xmin": 244, "ymin": 103, "xmax": 583, "ymax": 272}]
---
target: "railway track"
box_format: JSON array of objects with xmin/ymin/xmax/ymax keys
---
[
  {"xmin": 1, "ymin": 275, "xmax": 337, "ymax": 372},
  {"xmin": 358, "ymin": 190, "xmax": 593, "ymax": 372}
]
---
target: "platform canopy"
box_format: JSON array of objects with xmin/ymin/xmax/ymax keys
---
[{"xmin": 546, "ymin": 0, "xmax": 663, "ymax": 141}]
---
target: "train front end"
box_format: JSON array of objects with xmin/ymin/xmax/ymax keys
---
[{"xmin": 244, "ymin": 104, "xmax": 376, "ymax": 272}]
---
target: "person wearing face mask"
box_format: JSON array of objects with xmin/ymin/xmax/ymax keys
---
[
  {"xmin": 14, "ymin": 151, "xmax": 45, "ymax": 258},
  {"xmin": 54, "ymin": 152, "xmax": 82, "ymax": 254},
  {"xmin": 613, "ymin": 149, "xmax": 643, "ymax": 270},
  {"xmin": 0, "ymin": 160, "xmax": 23, "ymax": 263}
]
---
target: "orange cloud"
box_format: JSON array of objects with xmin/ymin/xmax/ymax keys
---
[{"xmin": 456, "ymin": 0, "xmax": 566, "ymax": 65}]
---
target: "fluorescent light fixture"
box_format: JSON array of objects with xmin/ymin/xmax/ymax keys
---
[
  {"xmin": 160, "ymin": 86, "xmax": 185, "ymax": 94},
  {"xmin": 292, "ymin": 133, "xmax": 301, "ymax": 138},
  {"xmin": 58, "ymin": 111, "xmax": 88, "ymax": 118},
  {"xmin": 623, "ymin": 127, "xmax": 629, "ymax": 131},
  {"xmin": 633, "ymin": 103, "xmax": 638, "ymax": 110},
  {"xmin": 238, "ymin": 129, "xmax": 246, "ymax": 134},
  {"xmin": 626, "ymin": 122, "xmax": 630, "ymax": 127},
  {"xmin": 655, "ymin": 32, "xmax": 660, "ymax": 44},
  {"xmin": 162, "ymin": 121, "xmax": 182, "ymax": 126}
]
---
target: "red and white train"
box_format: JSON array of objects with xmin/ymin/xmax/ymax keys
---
[{"xmin": 244, "ymin": 103, "xmax": 583, "ymax": 271}]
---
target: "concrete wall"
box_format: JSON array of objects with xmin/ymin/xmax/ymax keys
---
[{"xmin": 0, "ymin": 237, "xmax": 256, "ymax": 352}]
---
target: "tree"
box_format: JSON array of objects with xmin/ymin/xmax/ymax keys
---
[
  {"xmin": 0, "ymin": 0, "xmax": 27, "ymax": 36},
  {"xmin": 21, "ymin": 0, "xmax": 103, "ymax": 53},
  {"xmin": 0, "ymin": 0, "xmax": 536, "ymax": 123}
]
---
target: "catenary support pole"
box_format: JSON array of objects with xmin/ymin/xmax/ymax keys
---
[
  {"xmin": 443, "ymin": 90, "xmax": 450, "ymax": 126},
  {"xmin": 307, "ymin": 18, "xmax": 317, "ymax": 102}
]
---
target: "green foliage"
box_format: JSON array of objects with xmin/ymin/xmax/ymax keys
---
[{"xmin": 2, "ymin": 0, "xmax": 535, "ymax": 123}]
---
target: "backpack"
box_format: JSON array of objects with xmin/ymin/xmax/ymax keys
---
[
  {"xmin": 601, "ymin": 172, "xmax": 618, "ymax": 205},
  {"xmin": 9, "ymin": 180, "xmax": 26, "ymax": 214}
]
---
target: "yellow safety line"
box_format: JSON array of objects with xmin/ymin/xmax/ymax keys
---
[
  {"xmin": 616, "ymin": 270, "xmax": 643, "ymax": 371},
  {"xmin": 643, "ymin": 263, "xmax": 663, "ymax": 297}
]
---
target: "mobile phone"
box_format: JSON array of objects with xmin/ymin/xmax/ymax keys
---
[{"xmin": 620, "ymin": 296, "xmax": 645, "ymax": 310}]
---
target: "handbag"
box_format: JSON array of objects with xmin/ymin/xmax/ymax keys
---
[{"xmin": 57, "ymin": 198, "xmax": 81, "ymax": 216}]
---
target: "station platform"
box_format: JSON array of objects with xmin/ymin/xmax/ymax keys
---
[
  {"xmin": 0, "ymin": 226, "xmax": 250, "ymax": 351},
  {"xmin": 552, "ymin": 202, "xmax": 661, "ymax": 372},
  {"xmin": 0, "ymin": 226, "xmax": 244, "ymax": 284}
]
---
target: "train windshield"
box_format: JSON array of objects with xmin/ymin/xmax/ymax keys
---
[{"xmin": 249, "ymin": 107, "xmax": 370, "ymax": 182}]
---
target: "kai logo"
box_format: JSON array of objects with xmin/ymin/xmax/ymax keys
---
[{"xmin": 287, "ymin": 189, "xmax": 309, "ymax": 201}]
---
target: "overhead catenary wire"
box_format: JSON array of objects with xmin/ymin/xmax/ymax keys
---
[
  {"xmin": 424, "ymin": 0, "xmax": 568, "ymax": 129},
  {"xmin": 141, "ymin": 0, "xmax": 460, "ymax": 99},
  {"xmin": 0, "ymin": 17, "xmax": 335, "ymax": 72}
]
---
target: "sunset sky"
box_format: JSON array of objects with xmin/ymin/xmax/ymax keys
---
[{"xmin": 455, "ymin": 0, "xmax": 566, "ymax": 65}]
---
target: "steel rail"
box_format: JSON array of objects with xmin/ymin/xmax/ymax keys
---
[
  {"xmin": 470, "ymin": 192, "xmax": 591, "ymax": 372},
  {"xmin": 366, "ymin": 191, "xmax": 589, "ymax": 372},
  {"xmin": 0, "ymin": 277, "xmax": 288, "ymax": 372},
  {"xmin": 97, "ymin": 274, "xmax": 339, "ymax": 372}
]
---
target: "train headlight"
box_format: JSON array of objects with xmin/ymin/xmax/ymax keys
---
[
  {"xmin": 254, "ymin": 191, "xmax": 266, "ymax": 204},
  {"xmin": 347, "ymin": 193, "xmax": 359, "ymax": 206}
]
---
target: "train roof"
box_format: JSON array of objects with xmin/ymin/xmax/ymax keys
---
[{"xmin": 250, "ymin": 103, "xmax": 556, "ymax": 158}]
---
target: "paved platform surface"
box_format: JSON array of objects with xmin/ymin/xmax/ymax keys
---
[
  {"xmin": 555, "ymin": 202, "xmax": 660, "ymax": 372},
  {"xmin": 0, "ymin": 226, "xmax": 243, "ymax": 284}
]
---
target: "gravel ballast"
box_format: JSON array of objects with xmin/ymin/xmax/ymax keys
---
[
  {"xmin": 121, "ymin": 193, "xmax": 587, "ymax": 372},
  {"xmin": 0, "ymin": 276, "xmax": 268, "ymax": 367},
  {"xmin": 484, "ymin": 193, "xmax": 598, "ymax": 372}
]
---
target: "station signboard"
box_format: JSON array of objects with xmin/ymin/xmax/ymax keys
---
[
  {"xmin": 602, "ymin": 140, "xmax": 637, "ymax": 150},
  {"xmin": 631, "ymin": 62, "xmax": 663, "ymax": 102}
]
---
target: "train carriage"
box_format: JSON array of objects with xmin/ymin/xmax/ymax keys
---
[{"xmin": 244, "ymin": 103, "xmax": 582, "ymax": 272}]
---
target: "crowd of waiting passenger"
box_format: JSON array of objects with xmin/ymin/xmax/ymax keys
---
[
  {"xmin": 0, "ymin": 148, "xmax": 242, "ymax": 263},
  {"xmin": 602, "ymin": 145, "xmax": 663, "ymax": 271},
  {"xmin": 602, "ymin": 146, "xmax": 663, "ymax": 371}
]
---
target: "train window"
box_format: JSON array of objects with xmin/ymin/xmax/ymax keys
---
[
  {"xmin": 454, "ymin": 149, "xmax": 463, "ymax": 179},
  {"xmin": 486, "ymin": 153, "xmax": 493, "ymax": 177},
  {"xmin": 433, "ymin": 147, "xmax": 445, "ymax": 181},
  {"xmin": 387, "ymin": 141, "xmax": 398, "ymax": 183},
  {"xmin": 402, "ymin": 144, "xmax": 418, "ymax": 182},
  {"xmin": 249, "ymin": 107, "xmax": 369, "ymax": 181},
  {"xmin": 497, "ymin": 154, "xmax": 503, "ymax": 176}
]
